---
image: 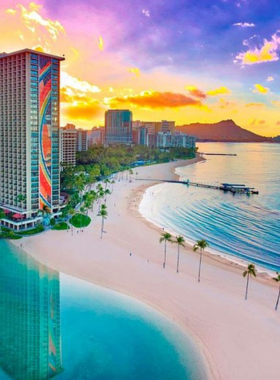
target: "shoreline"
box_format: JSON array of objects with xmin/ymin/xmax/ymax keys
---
[
  {"xmin": 135, "ymin": 156, "xmax": 275, "ymax": 281},
  {"xmin": 11, "ymin": 156, "xmax": 280, "ymax": 380}
]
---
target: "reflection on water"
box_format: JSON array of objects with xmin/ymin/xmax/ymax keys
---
[
  {"xmin": 0, "ymin": 241, "xmax": 208, "ymax": 380},
  {"xmin": 0, "ymin": 246, "xmax": 62, "ymax": 379}
]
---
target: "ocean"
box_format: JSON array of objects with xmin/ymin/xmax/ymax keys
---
[
  {"xmin": 0, "ymin": 240, "xmax": 208, "ymax": 380},
  {"xmin": 139, "ymin": 143, "xmax": 280, "ymax": 272}
]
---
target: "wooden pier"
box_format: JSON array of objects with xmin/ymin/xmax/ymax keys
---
[
  {"xmin": 200, "ymin": 153, "xmax": 237, "ymax": 156},
  {"xmin": 137, "ymin": 179, "xmax": 258, "ymax": 195}
]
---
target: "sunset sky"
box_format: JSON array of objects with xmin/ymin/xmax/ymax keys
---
[{"xmin": 1, "ymin": 0, "xmax": 280, "ymax": 136}]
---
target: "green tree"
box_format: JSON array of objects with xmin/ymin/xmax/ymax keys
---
[
  {"xmin": 159, "ymin": 232, "xmax": 173, "ymax": 269},
  {"xmin": 273, "ymin": 272, "xmax": 280, "ymax": 311},
  {"xmin": 97, "ymin": 206, "xmax": 108, "ymax": 239},
  {"xmin": 173, "ymin": 236, "xmax": 185, "ymax": 273},
  {"xmin": 193, "ymin": 239, "xmax": 209, "ymax": 282},
  {"xmin": 243, "ymin": 264, "xmax": 257, "ymax": 300},
  {"xmin": 68, "ymin": 208, "xmax": 76, "ymax": 235}
]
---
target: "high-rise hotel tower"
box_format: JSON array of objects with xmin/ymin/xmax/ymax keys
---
[
  {"xmin": 105, "ymin": 109, "xmax": 132, "ymax": 144},
  {"xmin": 0, "ymin": 49, "xmax": 64, "ymax": 230}
]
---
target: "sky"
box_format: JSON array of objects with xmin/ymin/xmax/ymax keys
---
[{"xmin": 1, "ymin": 0, "xmax": 280, "ymax": 136}]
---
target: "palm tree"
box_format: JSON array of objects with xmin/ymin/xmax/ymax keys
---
[
  {"xmin": 243, "ymin": 263, "xmax": 257, "ymax": 300},
  {"xmin": 103, "ymin": 178, "xmax": 110, "ymax": 190},
  {"xmin": 104, "ymin": 188, "xmax": 111, "ymax": 203},
  {"xmin": 173, "ymin": 236, "xmax": 185, "ymax": 273},
  {"xmin": 80, "ymin": 206, "xmax": 86, "ymax": 231},
  {"xmin": 159, "ymin": 232, "xmax": 172, "ymax": 268},
  {"xmin": 97, "ymin": 206, "xmax": 108, "ymax": 239},
  {"xmin": 129, "ymin": 169, "xmax": 133, "ymax": 182},
  {"xmin": 68, "ymin": 208, "xmax": 76, "ymax": 235},
  {"xmin": 273, "ymin": 272, "xmax": 280, "ymax": 311},
  {"xmin": 193, "ymin": 239, "xmax": 209, "ymax": 282}
]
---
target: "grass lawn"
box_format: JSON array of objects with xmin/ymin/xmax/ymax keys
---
[
  {"xmin": 52, "ymin": 222, "xmax": 69, "ymax": 230},
  {"xmin": 69, "ymin": 213, "xmax": 91, "ymax": 228}
]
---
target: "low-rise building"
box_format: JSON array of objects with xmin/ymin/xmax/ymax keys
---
[
  {"xmin": 88, "ymin": 127, "xmax": 105, "ymax": 146},
  {"xmin": 147, "ymin": 132, "xmax": 196, "ymax": 149}
]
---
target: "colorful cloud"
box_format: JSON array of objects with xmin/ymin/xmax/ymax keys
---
[
  {"xmin": 206, "ymin": 87, "xmax": 231, "ymax": 96},
  {"xmin": 107, "ymin": 90, "xmax": 203, "ymax": 109},
  {"xmin": 98, "ymin": 36, "xmax": 104, "ymax": 51},
  {"xmin": 235, "ymin": 33, "xmax": 280, "ymax": 65},
  {"xmin": 253, "ymin": 84, "xmax": 269, "ymax": 94},
  {"xmin": 128, "ymin": 68, "xmax": 141, "ymax": 76},
  {"xmin": 61, "ymin": 72, "xmax": 101, "ymax": 94},
  {"xmin": 186, "ymin": 86, "xmax": 206, "ymax": 99},
  {"xmin": 245, "ymin": 103, "xmax": 264, "ymax": 107},
  {"xmin": 7, "ymin": 2, "xmax": 65, "ymax": 40}
]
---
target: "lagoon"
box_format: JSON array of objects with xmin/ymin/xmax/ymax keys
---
[{"xmin": 0, "ymin": 240, "xmax": 208, "ymax": 380}]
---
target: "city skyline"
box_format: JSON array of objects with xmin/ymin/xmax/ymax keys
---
[{"xmin": 1, "ymin": 1, "xmax": 280, "ymax": 136}]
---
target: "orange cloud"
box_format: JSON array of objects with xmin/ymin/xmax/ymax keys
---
[
  {"xmin": 61, "ymin": 88, "xmax": 103, "ymax": 120},
  {"xmin": 33, "ymin": 44, "xmax": 45, "ymax": 52},
  {"xmin": 63, "ymin": 102, "xmax": 103, "ymax": 121},
  {"xmin": 207, "ymin": 86, "xmax": 231, "ymax": 96},
  {"xmin": 186, "ymin": 86, "xmax": 206, "ymax": 99},
  {"xmin": 107, "ymin": 90, "xmax": 203, "ymax": 109},
  {"xmin": 245, "ymin": 103, "xmax": 264, "ymax": 107},
  {"xmin": 253, "ymin": 84, "xmax": 269, "ymax": 94},
  {"xmin": 218, "ymin": 98, "xmax": 236, "ymax": 109},
  {"xmin": 250, "ymin": 119, "xmax": 266, "ymax": 126}
]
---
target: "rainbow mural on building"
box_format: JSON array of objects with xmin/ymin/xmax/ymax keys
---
[{"xmin": 39, "ymin": 56, "xmax": 52, "ymax": 209}]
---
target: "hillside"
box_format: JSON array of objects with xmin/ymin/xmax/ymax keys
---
[{"xmin": 176, "ymin": 120, "xmax": 269, "ymax": 142}]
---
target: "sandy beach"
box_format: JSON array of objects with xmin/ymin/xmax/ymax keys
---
[{"xmin": 13, "ymin": 157, "xmax": 280, "ymax": 380}]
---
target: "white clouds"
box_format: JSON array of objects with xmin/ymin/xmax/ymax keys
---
[
  {"xmin": 233, "ymin": 22, "xmax": 255, "ymax": 28},
  {"xmin": 267, "ymin": 76, "xmax": 274, "ymax": 81},
  {"xmin": 61, "ymin": 72, "xmax": 101, "ymax": 94},
  {"xmin": 235, "ymin": 32, "xmax": 280, "ymax": 65},
  {"xmin": 6, "ymin": 3, "xmax": 65, "ymax": 40},
  {"xmin": 142, "ymin": 9, "xmax": 150, "ymax": 18}
]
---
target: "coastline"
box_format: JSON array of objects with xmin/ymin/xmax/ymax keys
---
[{"xmin": 11, "ymin": 156, "xmax": 280, "ymax": 380}]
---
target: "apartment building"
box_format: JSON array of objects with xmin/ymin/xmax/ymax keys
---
[{"xmin": 60, "ymin": 124, "xmax": 77, "ymax": 167}]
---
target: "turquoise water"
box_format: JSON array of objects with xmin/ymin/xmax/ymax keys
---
[
  {"xmin": 0, "ymin": 240, "xmax": 208, "ymax": 380},
  {"xmin": 140, "ymin": 143, "xmax": 280, "ymax": 272}
]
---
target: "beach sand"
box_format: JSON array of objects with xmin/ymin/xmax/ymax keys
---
[{"xmin": 13, "ymin": 157, "xmax": 280, "ymax": 380}]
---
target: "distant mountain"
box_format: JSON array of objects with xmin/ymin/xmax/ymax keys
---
[{"xmin": 176, "ymin": 119, "xmax": 269, "ymax": 142}]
